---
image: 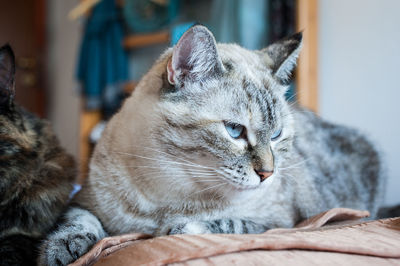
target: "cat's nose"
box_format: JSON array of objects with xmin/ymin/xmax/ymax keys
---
[{"xmin": 254, "ymin": 169, "xmax": 273, "ymax": 182}]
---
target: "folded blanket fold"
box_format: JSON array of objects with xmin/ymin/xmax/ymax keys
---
[{"xmin": 70, "ymin": 208, "xmax": 400, "ymax": 266}]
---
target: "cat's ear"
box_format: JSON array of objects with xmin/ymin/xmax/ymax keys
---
[
  {"xmin": 261, "ymin": 32, "xmax": 302, "ymax": 84},
  {"xmin": 0, "ymin": 44, "xmax": 16, "ymax": 108},
  {"xmin": 167, "ymin": 25, "xmax": 223, "ymax": 86}
]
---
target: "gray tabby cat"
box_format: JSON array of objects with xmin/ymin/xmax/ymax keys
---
[{"xmin": 39, "ymin": 25, "xmax": 385, "ymax": 265}]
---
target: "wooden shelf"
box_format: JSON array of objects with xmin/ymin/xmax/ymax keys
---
[
  {"xmin": 79, "ymin": 108, "xmax": 102, "ymax": 183},
  {"xmin": 296, "ymin": 0, "xmax": 318, "ymax": 113},
  {"xmin": 123, "ymin": 31, "xmax": 169, "ymax": 49}
]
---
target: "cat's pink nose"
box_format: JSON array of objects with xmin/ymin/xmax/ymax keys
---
[{"xmin": 255, "ymin": 169, "xmax": 273, "ymax": 182}]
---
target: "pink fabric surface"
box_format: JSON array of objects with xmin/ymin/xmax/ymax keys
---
[
  {"xmin": 69, "ymin": 208, "xmax": 400, "ymax": 266},
  {"xmin": 173, "ymin": 250, "xmax": 400, "ymax": 266}
]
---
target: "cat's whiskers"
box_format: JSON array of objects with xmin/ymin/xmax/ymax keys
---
[
  {"xmin": 129, "ymin": 165, "xmax": 222, "ymax": 183},
  {"xmin": 158, "ymin": 165, "xmax": 217, "ymax": 175},
  {"xmin": 277, "ymin": 158, "xmax": 311, "ymax": 171},
  {"xmin": 209, "ymin": 183, "xmax": 227, "ymax": 202},
  {"xmin": 127, "ymin": 170, "xmax": 176, "ymax": 180},
  {"xmin": 286, "ymin": 93, "xmax": 298, "ymax": 103},
  {"xmin": 125, "ymin": 160, "xmax": 223, "ymax": 183},
  {"xmin": 113, "ymin": 151, "xmax": 215, "ymax": 171},
  {"xmin": 167, "ymin": 170, "xmax": 222, "ymax": 182},
  {"xmin": 132, "ymin": 171, "xmax": 220, "ymax": 183},
  {"xmin": 126, "ymin": 165, "xmax": 216, "ymax": 175},
  {"xmin": 185, "ymin": 182, "xmax": 226, "ymax": 200},
  {"xmin": 127, "ymin": 145, "xmax": 214, "ymax": 171},
  {"xmin": 132, "ymin": 166, "xmax": 211, "ymax": 177},
  {"xmin": 127, "ymin": 169, "xmax": 222, "ymax": 191},
  {"xmin": 165, "ymin": 175, "xmax": 224, "ymax": 193},
  {"xmin": 280, "ymin": 173, "xmax": 302, "ymax": 188},
  {"xmin": 168, "ymin": 178, "xmax": 222, "ymax": 189},
  {"xmin": 126, "ymin": 165, "xmax": 218, "ymax": 178}
]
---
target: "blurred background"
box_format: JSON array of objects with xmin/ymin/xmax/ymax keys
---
[{"xmin": 0, "ymin": 0, "xmax": 398, "ymax": 205}]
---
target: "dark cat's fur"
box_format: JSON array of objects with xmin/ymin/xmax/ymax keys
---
[{"xmin": 0, "ymin": 45, "xmax": 76, "ymax": 265}]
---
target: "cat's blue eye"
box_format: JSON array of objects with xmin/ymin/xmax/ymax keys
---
[
  {"xmin": 271, "ymin": 128, "xmax": 282, "ymax": 141},
  {"xmin": 224, "ymin": 122, "xmax": 245, "ymax": 139}
]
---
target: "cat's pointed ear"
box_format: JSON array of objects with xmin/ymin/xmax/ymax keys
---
[
  {"xmin": 167, "ymin": 25, "xmax": 223, "ymax": 86},
  {"xmin": 0, "ymin": 44, "xmax": 16, "ymax": 108},
  {"xmin": 261, "ymin": 32, "xmax": 302, "ymax": 84}
]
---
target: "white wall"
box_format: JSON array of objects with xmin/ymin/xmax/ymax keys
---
[
  {"xmin": 319, "ymin": 0, "xmax": 400, "ymax": 205},
  {"xmin": 47, "ymin": 0, "xmax": 81, "ymax": 159}
]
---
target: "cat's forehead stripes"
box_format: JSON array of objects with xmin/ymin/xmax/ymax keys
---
[
  {"xmin": 241, "ymin": 79, "xmax": 277, "ymax": 136},
  {"xmin": 218, "ymin": 46, "xmax": 278, "ymax": 127}
]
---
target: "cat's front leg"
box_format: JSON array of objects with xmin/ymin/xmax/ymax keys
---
[
  {"xmin": 169, "ymin": 219, "xmax": 268, "ymax": 235},
  {"xmin": 38, "ymin": 207, "xmax": 107, "ymax": 266}
]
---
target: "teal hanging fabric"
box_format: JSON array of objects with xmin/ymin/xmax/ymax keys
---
[
  {"xmin": 123, "ymin": 0, "xmax": 179, "ymax": 33},
  {"xmin": 210, "ymin": 0, "xmax": 269, "ymax": 49},
  {"xmin": 76, "ymin": 0, "xmax": 128, "ymax": 116}
]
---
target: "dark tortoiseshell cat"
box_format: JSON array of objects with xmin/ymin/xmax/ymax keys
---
[{"xmin": 0, "ymin": 45, "xmax": 76, "ymax": 265}]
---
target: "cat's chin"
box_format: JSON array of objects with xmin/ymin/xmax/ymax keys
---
[
  {"xmin": 235, "ymin": 185, "xmax": 261, "ymax": 192},
  {"xmin": 224, "ymin": 179, "xmax": 261, "ymax": 191},
  {"xmin": 223, "ymin": 173, "xmax": 277, "ymax": 192}
]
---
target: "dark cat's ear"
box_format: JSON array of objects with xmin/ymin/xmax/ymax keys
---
[
  {"xmin": 261, "ymin": 32, "xmax": 302, "ymax": 84},
  {"xmin": 167, "ymin": 25, "xmax": 223, "ymax": 87},
  {"xmin": 0, "ymin": 44, "xmax": 16, "ymax": 108}
]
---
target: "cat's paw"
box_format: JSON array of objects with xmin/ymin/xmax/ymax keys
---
[
  {"xmin": 38, "ymin": 207, "xmax": 106, "ymax": 265},
  {"xmin": 168, "ymin": 221, "xmax": 212, "ymax": 235},
  {"xmin": 38, "ymin": 232, "xmax": 99, "ymax": 266}
]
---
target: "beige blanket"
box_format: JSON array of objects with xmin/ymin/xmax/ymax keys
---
[{"xmin": 70, "ymin": 208, "xmax": 400, "ymax": 266}]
